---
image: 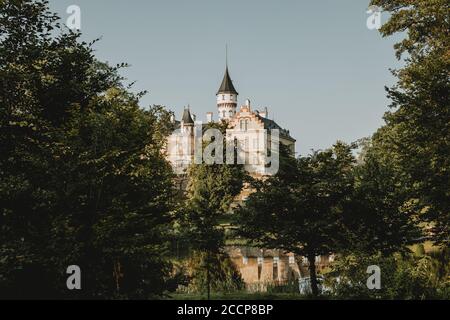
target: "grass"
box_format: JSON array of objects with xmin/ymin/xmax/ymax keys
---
[{"xmin": 167, "ymin": 292, "xmax": 308, "ymax": 300}]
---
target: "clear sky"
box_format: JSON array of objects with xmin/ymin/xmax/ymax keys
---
[{"xmin": 49, "ymin": 0, "xmax": 403, "ymax": 155}]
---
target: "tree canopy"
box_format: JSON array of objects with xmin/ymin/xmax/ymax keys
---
[
  {"xmin": 236, "ymin": 142, "xmax": 355, "ymax": 296},
  {"xmin": 0, "ymin": 0, "xmax": 176, "ymax": 299},
  {"xmin": 369, "ymin": 0, "xmax": 450, "ymax": 244}
]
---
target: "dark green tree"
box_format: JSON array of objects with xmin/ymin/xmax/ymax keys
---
[
  {"xmin": 326, "ymin": 251, "xmax": 449, "ymax": 299},
  {"xmin": 0, "ymin": 0, "xmax": 175, "ymax": 299},
  {"xmin": 236, "ymin": 142, "xmax": 355, "ymax": 297},
  {"xmin": 369, "ymin": 0, "xmax": 450, "ymax": 244},
  {"xmin": 56, "ymin": 92, "xmax": 176, "ymax": 299},
  {"xmin": 341, "ymin": 139, "xmax": 421, "ymax": 255},
  {"xmin": 180, "ymin": 122, "xmax": 246, "ymax": 299},
  {"xmin": 184, "ymin": 251, "xmax": 243, "ymax": 295}
]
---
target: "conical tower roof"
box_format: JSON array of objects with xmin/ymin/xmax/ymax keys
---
[
  {"xmin": 181, "ymin": 107, "xmax": 194, "ymax": 125},
  {"xmin": 217, "ymin": 67, "xmax": 238, "ymax": 95}
]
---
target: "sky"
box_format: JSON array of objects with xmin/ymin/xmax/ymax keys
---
[{"xmin": 49, "ymin": 0, "xmax": 403, "ymax": 155}]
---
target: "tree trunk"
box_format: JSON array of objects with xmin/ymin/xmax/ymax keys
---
[
  {"xmin": 307, "ymin": 253, "xmax": 319, "ymax": 297},
  {"xmin": 206, "ymin": 251, "xmax": 211, "ymax": 300},
  {"xmin": 113, "ymin": 259, "xmax": 123, "ymax": 296}
]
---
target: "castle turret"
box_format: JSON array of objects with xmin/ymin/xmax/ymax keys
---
[
  {"xmin": 217, "ymin": 67, "xmax": 238, "ymax": 121},
  {"xmin": 181, "ymin": 107, "xmax": 194, "ymax": 134}
]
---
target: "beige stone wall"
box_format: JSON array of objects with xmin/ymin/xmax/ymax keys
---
[
  {"xmin": 166, "ymin": 124, "xmax": 195, "ymax": 174},
  {"xmin": 226, "ymin": 247, "xmax": 334, "ymax": 291}
]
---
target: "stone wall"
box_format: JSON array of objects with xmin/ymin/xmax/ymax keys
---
[{"xmin": 226, "ymin": 246, "xmax": 334, "ymax": 292}]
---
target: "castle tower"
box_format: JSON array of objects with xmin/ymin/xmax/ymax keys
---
[
  {"xmin": 217, "ymin": 66, "xmax": 238, "ymax": 121},
  {"xmin": 181, "ymin": 107, "xmax": 194, "ymax": 131}
]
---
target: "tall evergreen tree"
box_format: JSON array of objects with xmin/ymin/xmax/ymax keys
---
[{"xmin": 180, "ymin": 122, "xmax": 246, "ymax": 299}]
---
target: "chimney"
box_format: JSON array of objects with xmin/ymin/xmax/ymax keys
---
[
  {"xmin": 260, "ymin": 107, "xmax": 268, "ymax": 118},
  {"xmin": 206, "ymin": 112, "xmax": 213, "ymax": 123}
]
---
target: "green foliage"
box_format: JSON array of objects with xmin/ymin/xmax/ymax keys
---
[
  {"xmin": 342, "ymin": 139, "xmax": 421, "ymax": 254},
  {"xmin": 370, "ymin": 0, "xmax": 449, "ymax": 59},
  {"xmin": 413, "ymin": 244, "xmax": 425, "ymax": 257},
  {"xmin": 237, "ymin": 142, "xmax": 355, "ymax": 257},
  {"xmin": 0, "ymin": 0, "xmax": 175, "ymax": 299},
  {"xmin": 266, "ymin": 280, "xmax": 299, "ymax": 294},
  {"xmin": 180, "ymin": 251, "xmax": 244, "ymax": 294},
  {"xmin": 236, "ymin": 142, "xmax": 356, "ymax": 296},
  {"xmin": 179, "ymin": 121, "xmax": 246, "ymax": 253},
  {"xmin": 326, "ymin": 250, "xmax": 450, "ymax": 299},
  {"xmin": 178, "ymin": 121, "xmax": 246, "ymax": 298},
  {"xmin": 369, "ymin": 0, "xmax": 450, "ymax": 244}
]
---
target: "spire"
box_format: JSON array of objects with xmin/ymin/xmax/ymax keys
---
[
  {"xmin": 217, "ymin": 45, "xmax": 238, "ymax": 95},
  {"xmin": 226, "ymin": 44, "xmax": 228, "ymax": 68}
]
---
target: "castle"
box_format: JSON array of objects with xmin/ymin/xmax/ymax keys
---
[
  {"xmin": 166, "ymin": 65, "xmax": 334, "ymax": 289},
  {"xmin": 166, "ymin": 65, "xmax": 296, "ymax": 178}
]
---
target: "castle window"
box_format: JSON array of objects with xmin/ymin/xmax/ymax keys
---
[
  {"xmin": 222, "ymin": 111, "xmax": 225, "ymax": 118},
  {"xmin": 273, "ymin": 257, "xmax": 279, "ymax": 281},
  {"xmin": 253, "ymin": 138, "xmax": 259, "ymax": 149},
  {"xmin": 240, "ymin": 119, "xmax": 248, "ymax": 131},
  {"xmin": 257, "ymin": 262, "xmax": 262, "ymax": 280}
]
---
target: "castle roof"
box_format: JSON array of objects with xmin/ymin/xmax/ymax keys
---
[
  {"xmin": 181, "ymin": 108, "xmax": 194, "ymax": 124},
  {"xmin": 256, "ymin": 114, "xmax": 296, "ymax": 142},
  {"xmin": 217, "ymin": 67, "xmax": 238, "ymax": 95}
]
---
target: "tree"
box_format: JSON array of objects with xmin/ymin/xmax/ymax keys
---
[
  {"xmin": 326, "ymin": 250, "xmax": 450, "ymax": 299},
  {"xmin": 0, "ymin": 0, "xmax": 176, "ymax": 299},
  {"xmin": 236, "ymin": 142, "xmax": 355, "ymax": 296},
  {"xmin": 341, "ymin": 139, "xmax": 421, "ymax": 255},
  {"xmin": 57, "ymin": 93, "xmax": 176, "ymax": 299},
  {"xmin": 184, "ymin": 251, "xmax": 244, "ymax": 295},
  {"xmin": 369, "ymin": 0, "xmax": 450, "ymax": 244},
  {"xmin": 180, "ymin": 122, "xmax": 246, "ymax": 299}
]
